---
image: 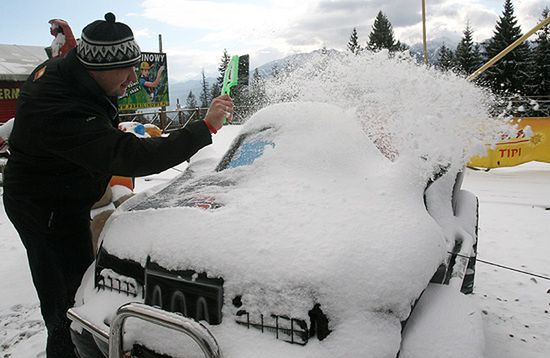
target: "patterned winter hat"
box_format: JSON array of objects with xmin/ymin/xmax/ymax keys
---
[{"xmin": 76, "ymin": 13, "xmax": 141, "ymax": 71}]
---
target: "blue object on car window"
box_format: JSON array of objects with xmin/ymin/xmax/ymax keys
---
[{"xmin": 228, "ymin": 140, "xmax": 274, "ymax": 168}]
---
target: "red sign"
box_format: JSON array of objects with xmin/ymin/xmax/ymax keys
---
[{"xmin": 0, "ymin": 81, "xmax": 22, "ymax": 123}]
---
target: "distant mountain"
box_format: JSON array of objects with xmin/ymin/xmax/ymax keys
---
[
  {"xmin": 408, "ymin": 37, "xmax": 460, "ymax": 65},
  {"xmin": 167, "ymin": 41, "xmax": 471, "ymax": 108},
  {"xmin": 255, "ymin": 48, "xmax": 341, "ymax": 78},
  {"xmin": 167, "ymin": 50, "xmax": 340, "ymax": 109},
  {"xmin": 255, "ymin": 42, "xmax": 470, "ymax": 78},
  {"xmin": 168, "ymin": 77, "xmax": 216, "ymax": 109}
]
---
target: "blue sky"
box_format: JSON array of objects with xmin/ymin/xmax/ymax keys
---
[{"xmin": 1, "ymin": 0, "xmax": 547, "ymax": 82}]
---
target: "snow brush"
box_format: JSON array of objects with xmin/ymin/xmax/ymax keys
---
[{"xmin": 221, "ymin": 54, "xmax": 249, "ymax": 123}]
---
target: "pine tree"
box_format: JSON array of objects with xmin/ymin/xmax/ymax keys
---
[
  {"xmin": 216, "ymin": 49, "xmax": 231, "ymax": 89},
  {"xmin": 455, "ymin": 23, "xmax": 483, "ymax": 76},
  {"xmin": 367, "ymin": 11, "xmax": 397, "ymax": 51},
  {"xmin": 185, "ymin": 90, "xmax": 198, "ymax": 109},
  {"xmin": 528, "ymin": 8, "xmax": 550, "ymax": 96},
  {"xmin": 483, "ymin": 0, "xmax": 531, "ymax": 94},
  {"xmin": 199, "ymin": 68, "xmax": 210, "ymax": 108},
  {"xmin": 436, "ymin": 43, "xmax": 455, "ymax": 72},
  {"xmin": 394, "ymin": 40, "xmax": 409, "ymax": 52},
  {"xmin": 248, "ymin": 68, "xmax": 267, "ymax": 110},
  {"xmin": 347, "ymin": 27, "xmax": 361, "ymax": 54},
  {"xmin": 210, "ymin": 82, "xmax": 221, "ymax": 101},
  {"xmin": 526, "ymin": 7, "xmax": 550, "ymax": 115},
  {"xmin": 271, "ymin": 64, "xmax": 280, "ymax": 79}
]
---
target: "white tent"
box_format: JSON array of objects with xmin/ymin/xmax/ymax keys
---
[{"xmin": 0, "ymin": 44, "xmax": 48, "ymax": 81}]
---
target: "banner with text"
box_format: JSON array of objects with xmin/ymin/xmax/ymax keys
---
[
  {"xmin": 118, "ymin": 52, "xmax": 169, "ymax": 110},
  {"xmin": 0, "ymin": 81, "xmax": 21, "ymax": 122},
  {"xmin": 469, "ymin": 117, "xmax": 550, "ymax": 168}
]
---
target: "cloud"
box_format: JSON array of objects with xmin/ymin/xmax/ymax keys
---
[
  {"xmin": 133, "ymin": 27, "xmax": 154, "ymax": 40},
  {"xmin": 516, "ymin": 0, "xmax": 549, "ymax": 29},
  {"xmin": 136, "ymin": 0, "xmax": 550, "ymax": 81},
  {"xmin": 137, "ymin": 0, "xmax": 302, "ymax": 35},
  {"xmin": 414, "ymin": 1, "xmax": 499, "ymax": 43},
  {"xmin": 158, "ymin": 45, "xmax": 220, "ymax": 81}
]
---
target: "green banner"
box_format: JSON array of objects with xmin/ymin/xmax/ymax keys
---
[{"xmin": 119, "ymin": 52, "xmax": 170, "ymax": 110}]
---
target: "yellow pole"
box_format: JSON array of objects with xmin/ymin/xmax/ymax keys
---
[
  {"xmin": 422, "ymin": 0, "xmax": 428, "ymax": 65},
  {"xmin": 467, "ymin": 15, "xmax": 550, "ymax": 82}
]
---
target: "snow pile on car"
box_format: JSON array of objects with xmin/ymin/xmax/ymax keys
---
[
  {"xmin": 101, "ymin": 101, "xmax": 448, "ymax": 357},
  {"xmin": 263, "ymin": 51, "xmax": 514, "ymax": 177}
]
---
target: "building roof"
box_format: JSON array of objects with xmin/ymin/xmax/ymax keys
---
[{"xmin": 0, "ymin": 44, "xmax": 48, "ymax": 82}]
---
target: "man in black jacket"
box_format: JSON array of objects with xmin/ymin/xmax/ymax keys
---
[{"xmin": 2, "ymin": 13, "xmax": 233, "ymax": 357}]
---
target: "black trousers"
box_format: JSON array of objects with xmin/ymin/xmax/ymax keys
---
[{"xmin": 3, "ymin": 192, "xmax": 94, "ymax": 358}]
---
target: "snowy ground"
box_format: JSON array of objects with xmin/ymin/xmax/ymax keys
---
[
  {"xmin": 0, "ymin": 125, "xmax": 549, "ymax": 357},
  {"xmin": 462, "ymin": 162, "xmax": 550, "ymax": 358}
]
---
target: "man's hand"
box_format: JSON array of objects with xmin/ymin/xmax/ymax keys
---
[{"xmin": 204, "ymin": 95, "xmax": 234, "ymax": 132}]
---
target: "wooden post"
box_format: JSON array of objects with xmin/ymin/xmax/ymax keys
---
[
  {"xmin": 422, "ymin": 0, "xmax": 428, "ymax": 65},
  {"xmin": 158, "ymin": 34, "xmax": 167, "ymax": 130}
]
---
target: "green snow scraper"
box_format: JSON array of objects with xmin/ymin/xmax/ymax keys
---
[{"xmin": 221, "ymin": 54, "xmax": 249, "ymax": 123}]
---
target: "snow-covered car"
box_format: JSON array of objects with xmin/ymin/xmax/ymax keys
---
[{"xmin": 69, "ymin": 102, "xmax": 480, "ymax": 358}]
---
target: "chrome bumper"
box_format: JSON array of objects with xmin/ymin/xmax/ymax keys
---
[{"xmin": 68, "ymin": 302, "xmax": 222, "ymax": 358}]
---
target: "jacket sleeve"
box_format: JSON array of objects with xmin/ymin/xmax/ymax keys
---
[{"xmin": 39, "ymin": 113, "xmax": 212, "ymax": 177}]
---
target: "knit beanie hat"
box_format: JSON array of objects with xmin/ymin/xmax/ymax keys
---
[{"xmin": 76, "ymin": 13, "xmax": 141, "ymax": 71}]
